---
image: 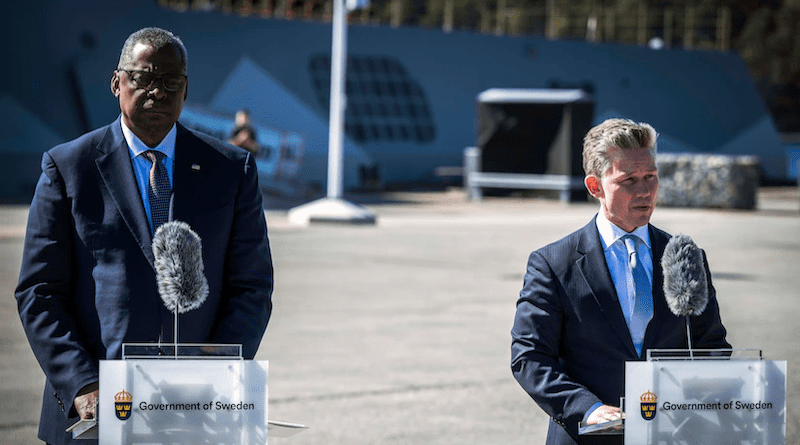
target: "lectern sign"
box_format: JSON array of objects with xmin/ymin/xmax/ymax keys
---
[
  {"xmin": 99, "ymin": 359, "xmax": 269, "ymax": 444},
  {"xmin": 625, "ymin": 359, "xmax": 786, "ymax": 445}
]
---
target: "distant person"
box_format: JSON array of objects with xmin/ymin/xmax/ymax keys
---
[
  {"xmin": 510, "ymin": 118, "xmax": 729, "ymax": 445},
  {"xmin": 228, "ymin": 108, "xmax": 260, "ymax": 155},
  {"xmin": 15, "ymin": 27, "xmax": 274, "ymax": 445}
]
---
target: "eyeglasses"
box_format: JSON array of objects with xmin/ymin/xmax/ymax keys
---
[{"xmin": 118, "ymin": 69, "xmax": 188, "ymax": 92}]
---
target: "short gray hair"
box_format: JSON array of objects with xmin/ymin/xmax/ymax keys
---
[
  {"xmin": 117, "ymin": 27, "xmax": 188, "ymax": 71},
  {"xmin": 582, "ymin": 118, "xmax": 658, "ymax": 177}
]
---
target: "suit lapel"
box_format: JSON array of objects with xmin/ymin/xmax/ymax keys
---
[
  {"xmin": 575, "ymin": 217, "xmax": 639, "ymax": 357},
  {"xmin": 170, "ymin": 123, "xmax": 206, "ymax": 226},
  {"xmin": 643, "ymin": 225, "xmax": 670, "ymax": 352},
  {"xmin": 95, "ymin": 118, "xmax": 156, "ymax": 267}
]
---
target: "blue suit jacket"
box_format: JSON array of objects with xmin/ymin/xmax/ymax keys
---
[
  {"xmin": 511, "ymin": 217, "xmax": 729, "ymax": 445},
  {"xmin": 16, "ymin": 118, "xmax": 274, "ymax": 444}
]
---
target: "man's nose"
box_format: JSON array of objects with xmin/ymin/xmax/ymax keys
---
[
  {"xmin": 147, "ymin": 78, "xmax": 168, "ymax": 99},
  {"xmin": 633, "ymin": 179, "xmax": 651, "ymax": 196}
]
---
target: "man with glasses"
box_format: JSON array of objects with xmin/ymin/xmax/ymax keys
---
[{"xmin": 16, "ymin": 27, "xmax": 274, "ymax": 445}]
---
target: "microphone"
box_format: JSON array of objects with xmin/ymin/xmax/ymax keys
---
[
  {"xmin": 661, "ymin": 233, "xmax": 708, "ymax": 357},
  {"xmin": 152, "ymin": 221, "xmax": 209, "ymax": 314},
  {"xmin": 661, "ymin": 233, "xmax": 709, "ymax": 317}
]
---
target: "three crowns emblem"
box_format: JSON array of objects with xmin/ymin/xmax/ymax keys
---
[
  {"xmin": 115, "ymin": 389, "xmax": 133, "ymax": 421},
  {"xmin": 640, "ymin": 390, "xmax": 657, "ymax": 421}
]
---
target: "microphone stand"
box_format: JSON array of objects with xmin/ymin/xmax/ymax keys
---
[
  {"xmin": 174, "ymin": 303, "xmax": 179, "ymax": 359},
  {"xmin": 685, "ymin": 315, "xmax": 693, "ymax": 359}
]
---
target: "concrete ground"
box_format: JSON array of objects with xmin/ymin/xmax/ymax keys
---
[{"xmin": 1, "ymin": 187, "xmax": 798, "ymax": 444}]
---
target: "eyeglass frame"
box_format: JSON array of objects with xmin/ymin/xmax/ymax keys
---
[{"xmin": 116, "ymin": 69, "xmax": 188, "ymax": 92}]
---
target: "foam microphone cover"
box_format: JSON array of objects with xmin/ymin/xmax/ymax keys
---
[
  {"xmin": 152, "ymin": 221, "xmax": 209, "ymax": 313},
  {"xmin": 661, "ymin": 233, "xmax": 709, "ymax": 317}
]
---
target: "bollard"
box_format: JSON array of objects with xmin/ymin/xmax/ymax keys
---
[{"xmin": 463, "ymin": 146, "xmax": 482, "ymax": 201}]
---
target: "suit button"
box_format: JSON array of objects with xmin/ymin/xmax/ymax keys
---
[{"xmin": 54, "ymin": 392, "xmax": 65, "ymax": 412}]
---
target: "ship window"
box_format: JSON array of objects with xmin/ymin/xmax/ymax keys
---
[{"xmin": 309, "ymin": 55, "xmax": 436, "ymax": 144}]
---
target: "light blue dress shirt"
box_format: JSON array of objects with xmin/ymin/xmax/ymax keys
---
[
  {"xmin": 120, "ymin": 119, "xmax": 176, "ymax": 231},
  {"xmin": 584, "ymin": 212, "xmax": 653, "ymax": 422},
  {"xmin": 595, "ymin": 212, "xmax": 653, "ymax": 327}
]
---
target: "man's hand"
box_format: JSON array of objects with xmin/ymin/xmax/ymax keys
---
[
  {"xmin": 586, "ymin": 404, "xmax": 623, "ymax": 425},
  {"xmin": 74, "ymin": 383, "xmax": 99, "ymax": 419}
]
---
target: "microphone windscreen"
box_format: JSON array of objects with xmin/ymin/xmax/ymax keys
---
[
  {"xmin": 661, "ymin": 233, "xmax": 709, "ymax": 317},
  {"xmin": 152, "ymin": 221, "xmax": 209, "ymax": 314}
]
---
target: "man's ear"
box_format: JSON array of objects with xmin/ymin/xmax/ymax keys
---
[
  {"xmin": 585, "ymin": 175, "xmax": 603, "ymax": 199},
  {"xmin": 110, "ymin": 71, "xmax": 120, "ymax": 97}
]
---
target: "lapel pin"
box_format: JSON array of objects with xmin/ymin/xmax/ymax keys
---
[{"xmin": 191, "ymin": 164, "xmax": 201, "ymax": 171}]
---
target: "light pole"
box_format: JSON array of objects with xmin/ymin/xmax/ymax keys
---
[{"xmin": 288, "ymin": 0, "xmax": 376, "ymax": 225}]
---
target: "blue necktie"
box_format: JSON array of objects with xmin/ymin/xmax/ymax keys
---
[
  {"xmin": 143, "ymin": 150, "xmax": 171, "ymax": 233},
  {"xmin": 623, "ymin": 235, "xmax": 653, "ymax": 356}
]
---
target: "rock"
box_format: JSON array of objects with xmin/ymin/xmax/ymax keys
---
[{"xmin": 656, "ymin": 153, "xmax": 760, "ymax": 210}]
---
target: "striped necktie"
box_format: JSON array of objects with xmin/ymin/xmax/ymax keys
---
[
  {"xmin": 143, "ymin": 150, "xmax": 171, "ymax": 232},
  {"xmin": 623, "ymin": 234, "xmax": 653, "ymax": 356}
]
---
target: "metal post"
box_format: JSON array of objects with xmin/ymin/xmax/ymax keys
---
[
  {"xmin": 327, "ymin": 0, "xmax": 347, "ymax": 199},
  {"xmin": 637, "ymin": 1, "xmax": 648, "ymax": 46},
  {"xmin": 464, "ymin": 146, "xmax": 482, "ymax": 201},
  {"xmin": 545, "ymin": 0, "xmax": 557, "ymax": 39},
  {"xmin": 443, "ymin": 0, "xmax": 454, "ymax": 33},
  {"xmin": 664, "ymin": 8, "xmax": 673, "ymax": 48},
  {"xmin": 495, "ymin": 0, "xmax": 506, "ymax": 36},
  {"xmin": 286, "ymin": 0, "xmax": 376, "ymax": 225},
  {"xmin": 684, "ymin": 5, "xmax": 695, "ymax": 49}
]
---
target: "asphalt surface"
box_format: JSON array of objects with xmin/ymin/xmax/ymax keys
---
[{"xmin": 1, "ymin": 187, "xmax": 798, "ymax": 444}]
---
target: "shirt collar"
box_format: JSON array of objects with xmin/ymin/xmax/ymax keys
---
[
  {"xmin": 595, "ymin": 212, "xmax": 651, "ymax": 251},
  {"xmin": 120, "ymin": 118, "xmax": 177, "ymax": 159}
]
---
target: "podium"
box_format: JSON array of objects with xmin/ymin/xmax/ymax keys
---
[
  {"xmin": 580, "ymin": 349, "xmax": 786, "ymax": 444},
  {"xmin": 72, "ymin": 344, "xmax": 306, "ymax": 443}
]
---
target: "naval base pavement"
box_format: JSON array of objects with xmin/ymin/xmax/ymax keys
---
[{"xmin": 1, "ymin": 187, "xmax": 798, "ymax": 444}]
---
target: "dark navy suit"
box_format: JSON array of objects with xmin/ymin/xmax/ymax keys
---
[
  {"xmin": 16, "ymin": 118, "xmax": 274, "ymax": 444},
  {"xmin": 511, "ymin": 217, "xmax": 729, "ymax": 444}
]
